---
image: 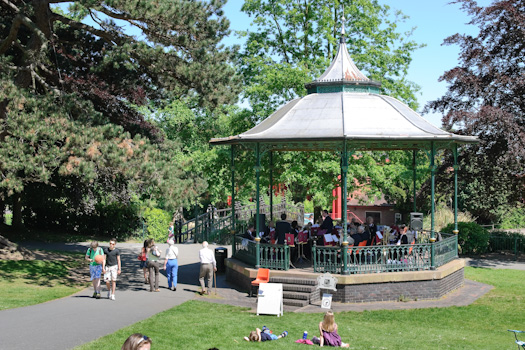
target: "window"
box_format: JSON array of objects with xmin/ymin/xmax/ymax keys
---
[{"xmin": 395, "ymin": 213, "xmax": 402, "ymax": 224}]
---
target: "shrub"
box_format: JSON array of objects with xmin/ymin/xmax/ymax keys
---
[
  {"xmin": 97, "ymin": 201, "xmax": 140, "ymax": 240},
  {"xmin": 142, "ymin": 207, "xmax": 172, "ymax": 242},
  {"xmin": 423, "ymin": 204, "xmax": 475, "ymax": 232},
  {"xmin": 442, "ymin": 222, "xmax": 489, "ymax": 255}
]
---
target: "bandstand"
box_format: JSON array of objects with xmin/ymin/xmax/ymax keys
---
[{"xmin": 210, "ymin": 29, "xmax": 478, "ymax": 304}]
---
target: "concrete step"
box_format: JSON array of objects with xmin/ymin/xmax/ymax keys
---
[
  {"xmin": 270, "ymin": 276, "xmax": 318, "ymax": 286},
  {"xmin": 282, "ymin": 283, "xmax": 317, "ymax": 293},
  {"xmin": 283, "ymin": 298, "xmax": 309, "ymax": 307},
  {"xmin": 283, "ymin": 291, "xmax": 310, "ymax": 300}
]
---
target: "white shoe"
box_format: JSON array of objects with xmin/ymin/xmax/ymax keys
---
[{"xmin": 110, "ymin": 294, "xmax": 115, "ymax": 301}]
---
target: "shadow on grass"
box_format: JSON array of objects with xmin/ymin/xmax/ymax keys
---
[{"xmin": 0, "ymin": 260, "xmax": 74, "ymax": 287}]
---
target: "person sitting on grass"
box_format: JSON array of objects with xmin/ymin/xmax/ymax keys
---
[
  {"xmin": 316, "ymin": 311, "xmax": 349, "ymax": 347},
  {"xmin": 244, "ymin": 326, "xmax": 288, "ymax": 342},
  {"xmin": 121, "ymin": 333, "xmax": 152, "ymax": 350}
]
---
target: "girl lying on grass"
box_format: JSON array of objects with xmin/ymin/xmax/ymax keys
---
[{"xmin": 244, "ymin": 326, "xmax": 288, "ymax": 342}]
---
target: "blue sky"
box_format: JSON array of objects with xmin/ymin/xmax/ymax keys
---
[{"xmin": 222, "ymin": 0, "xmax": 493, "ymax": 127}]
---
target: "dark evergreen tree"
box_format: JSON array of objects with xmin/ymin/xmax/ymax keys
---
[{"xmin": 0, "ymin": 0, "xmax": 239, "ymax": 229}]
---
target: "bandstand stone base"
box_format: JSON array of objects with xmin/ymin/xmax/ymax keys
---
[{"xmin": 226, "ymin": 258, "xmax": 465, "ymax": 303}]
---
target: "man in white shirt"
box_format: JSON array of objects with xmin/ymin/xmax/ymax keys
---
[{"xmin": 198, "ymin": 241, "xmax": 216, "ymax": 295}]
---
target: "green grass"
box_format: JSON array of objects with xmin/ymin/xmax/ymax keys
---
[
  {"xmin": 0, "ymin": 252, "xmax": 88, "ymax": 310},
  {"xmin": 75, "ymin": 267, "xmax": 525, "ymax": 350}
]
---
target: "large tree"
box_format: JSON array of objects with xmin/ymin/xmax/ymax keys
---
[
  {"xmin": 426, "ymin": 0, "xmax": 525, "ymax": 221},
  {"xmin": 208, "ymin": 0, "xmax": 425, "ymax": 210},
  {"xmin": 0, "ymin": 0, "xmax": 239, "ymax": 229}
]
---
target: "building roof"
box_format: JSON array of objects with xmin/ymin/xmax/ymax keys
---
[{"xmin": 210, "ymin": 37, "xmax": 478, "ymax": 151}]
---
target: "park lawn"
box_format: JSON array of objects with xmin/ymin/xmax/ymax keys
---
[
  {"xmin": 0, "ymin": 253, "xmax": 88, "ymax": 310},
  {"xmin": 75, "ymin": 267, "xmax": 525, "ymax": 350}
]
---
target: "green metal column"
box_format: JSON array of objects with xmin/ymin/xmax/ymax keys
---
[
  {"xmin": 430, "ymin": 142, "xmax": 436, "ymax": 268},
  {"xmin": 453, "ymin": 145, "xmax": 459, "ymax": 232},
  {"xmin": 413, "ymin": 150, "xmax": 417, "ymax": 213},
  {"xmin": 231, "ymin": 145, "xmax": 236, "ymax": 231},
  {"xmin": 341, "ymin": 141, "xmax": 349, "ymax": 275},
  {"xmin": 269, "ymin": 151, "xmax": 273, "ymax": 222},
  {"xmin": 231, "ymin": 145, "xmax": 236, "ymax": 257},
  {"xmin": 255, "ymin": 143, "xmax": 261, "ymax": 236},
  {"xmin": 453, "ymin": 144, "xmax": 459, "ymax": 258}
]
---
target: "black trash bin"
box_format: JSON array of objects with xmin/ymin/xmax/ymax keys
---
[{"xmin": 215, "ymin": 247, "xmax": 227, "ymax": 273}]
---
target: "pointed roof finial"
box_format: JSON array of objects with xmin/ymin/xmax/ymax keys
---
[{"xmin": 341, "ymin": 5, "xmax": 346, "ymax": 43}]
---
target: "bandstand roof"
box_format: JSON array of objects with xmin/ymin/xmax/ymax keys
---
[{"xmin": 210, "ymin": 37, "xmax": 478, "ymax": 152}]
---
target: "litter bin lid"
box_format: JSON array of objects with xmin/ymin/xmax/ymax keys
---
[{"xmin": 215, "ymin": 247, "xmax": 227, "ymax": 252}]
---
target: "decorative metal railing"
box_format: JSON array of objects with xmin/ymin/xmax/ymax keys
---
[
  {"xmin": 177, "ymin": 200, "xmax": 304, "ymax": 243},
  {"xmin": 488, "ymin": 234, "xmax": 524, "ymax": 260},
  {"xmin": 232, "ymin": 236, "xmax": 290, "ymax": 271},
  {"xmin": 310, "ymin": 233, "xmax": 458, "ymax": 274}
]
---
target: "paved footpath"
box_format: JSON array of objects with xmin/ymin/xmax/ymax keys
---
[
  {"xmin": 1, "ymin": 242, "xmax": 524, "ymax": 350},
  {"xmin": 0, "ymin": 241, "xmax": 229, "ymax": 350}
]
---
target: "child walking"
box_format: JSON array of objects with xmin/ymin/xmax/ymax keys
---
[
  {"xmin": 317, "ymin": 311, "xmax": 349, "ymax": 347},
  {"xmin": 85, "ymin": 241, "xmax": 104, "ymax": 299},
  {"xmin": 244, "ymin": 326, "xmax": 288, "ymax": 342}
]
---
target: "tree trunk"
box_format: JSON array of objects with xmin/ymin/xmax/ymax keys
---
[
  {"xmin": 0, "ymin": 196, "xmax": 4, "ymax": 224},
  {"xmin": 12, "ymin": 192, "xmax": 24, "ymax": 229}
]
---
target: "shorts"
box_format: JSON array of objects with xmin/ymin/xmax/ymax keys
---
[
  {"xmin": 104, "ymin": 265, "xmax": 118, "ymax": 282},
  {"xmin": 139, "ymin": 260, "xmax": 148, "ymax": 269},
  {"xmin": 89, "ymin": 264, "xmax": 102, "ymax": 280}
]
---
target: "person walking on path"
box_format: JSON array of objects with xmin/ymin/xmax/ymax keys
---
[
  {"xmin": 103, "ymin": 238, "xmax": 121, "ymax": 300},
  {"xmin": 163, "ymin": 238, "xmax": 179, "ymax": 291},
  {"xmin": 198, "ymin": 241, "xmax": 216, "ymax": 295},
  {"xmin": 85, "ymin": 241, "xmax": 104, "ymax": 299},
  {"xmin": 146, "ymin": 239, "xmax": 161, "ymax": 292},
  {"xmin": 139, "ymin": 239, "xmax": 150, "ymax": 284}
]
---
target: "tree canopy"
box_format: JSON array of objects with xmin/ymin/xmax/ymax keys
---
[
  {"xmin": 214, "ymin": 0, "xmax": 425, "ymax": 210},
  {"xmin": 426, "ymin": 0, "xmax": 525, "ymax": 221},
  {"xmin": 0, "ymin": 0, "xmax": 240, "ymax": 229}
]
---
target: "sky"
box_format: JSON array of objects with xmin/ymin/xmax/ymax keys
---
[{"xmin": 221, "ymin": 0, "xmax": 493, "ymax": 128}]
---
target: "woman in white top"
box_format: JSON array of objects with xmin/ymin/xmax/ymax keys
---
[{"xmin": 163, "ymin": 238, "xmax": 179, "ymax": 291}]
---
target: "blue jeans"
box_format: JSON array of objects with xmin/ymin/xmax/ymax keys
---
[{"xmin": 166, "ymin": 259, "xmax": 178, "ymax": 288}]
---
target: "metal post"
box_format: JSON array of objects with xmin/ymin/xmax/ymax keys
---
[
  {"xmin": 341, "ymin": 141, "xmax": 349, "ymax": 275},
  {"xmin": 269, "ymin": 151, "xmax": 274, "ymax": 222},
  {"xmin": 231, "ymin": 145, "xmax": 236, "ymax": 233},
  {"xmin": 255, "ymin": 143, "xmax": 261, "ymax": 236},
  {"xmin": 430, "ymin": 142, "xmax": 436, "ymax": 268},
  {"xmin": 194, "ymin": 206, "xmax": 199, "ymax": 243},
  {"xmin": 453, "ymin": 145, "xmax": 459, "ymax": 235},
  {"xmin": 413, "ymin": 150, "xmax": 417, "ymax": 213},
  {"xmin": 255, "ymin": 237, "xmax": 261, "ymax": 268}
]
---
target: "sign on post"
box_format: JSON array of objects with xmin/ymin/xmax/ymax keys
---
[{"xmin": 321, "ymin": 293, "xmax": 333, "ymax": 309}]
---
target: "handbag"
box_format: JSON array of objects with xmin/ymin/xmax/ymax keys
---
[{"xmin": 137, "ymin": 248, "xmax": 147, "ymax": 261}]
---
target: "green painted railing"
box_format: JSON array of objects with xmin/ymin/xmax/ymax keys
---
[
  {"xmin": 232, "ymin": 236, "xmax": 257, "ymax": 267},
  {"xmin": 259, "ymin": 243, "xmax": 290, "ymax": 271},
  {"xmin": 232, "ymin": 236, "xmax": 290, "ymax": 271},
  {"xmin": 312, "ymin": 233, "xmax": 458, "ymax": 274},
  {"xmin": 488, "ymin": 235, "xmax": 524, "ymax": 260}
]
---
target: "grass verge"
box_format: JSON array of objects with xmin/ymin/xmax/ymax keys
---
[
  {"xmin": 75, "ymin": 267, "xmax": 525, "ymax": 350},
  {"xmin": 0, "ymin": 251, "xmax": 88, "ymax": 310}
]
